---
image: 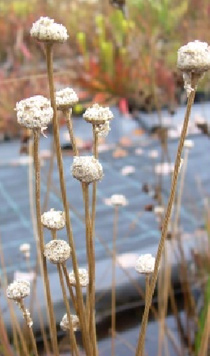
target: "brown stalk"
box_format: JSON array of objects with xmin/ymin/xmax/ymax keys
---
[
  {"xmin": 135, "ymin": 75, "xmax": 198, "ymax": 356},
  {"xmin": 45, "ymin": 43, "xmax": 92, "ymax": 356},
  {"xmin": 62, "ymin": 264, "xmax": 78, "ymax": 313},
  {"xmin": 42, "ymin": 138, "xmax": 55, "ymax": 212},
  {"xmin": 83, "ymin": 182, "xmax": 98, "ymax": 356},
  {"xmin": 18, "ymin": 301, "xmax": 39, "ymax": 356},
  {"xmin": 57, "ymin": 264, "xmax": 79, "ymax": 356},
  {"xmin": 33, "ymin": 129, "xmax": 59, "ymax": 356},
  {"xmin": 63, "ymin": 109, "xmax": 78, "ymax": 156},
  {"xmin": 111, "ymin": 205, "xmax": 119, "ymax": 356}
]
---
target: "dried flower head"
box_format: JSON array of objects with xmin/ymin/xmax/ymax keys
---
[
  {"xmin": 177, "ymin": 41, "xmax": 210, "ymax": 73},
  {"xmin": 15, "ymin": 95, "xmax": 53, "ymax": 130},
  {"xmin": 184, "ymin": 139, "xmax": 194, "ymax": 149},
  {"xmin": 96, "ymin": 121, "xmax": 111, "ymax": 137},
  {"xmin": 154, "ymin": 206, "xmax": 165, "ymax": 216},
  {"xmin": 60, "ymin": 314, "xmax": 80, "ymax": 331},
  {"xmin": 110, "ymin": 194, "xmax": 128, "ymax": 206},
  {"xmin": 135, "ymin": 254, "xmax": 155, "ymax": 274},
  {"xmin": 83, "ymin": 104, "xmax": 113, "ymax": 124},
  {"xmin": 19, "ymin": 243, "xmax": 31, "ymax": 254},
  {"xmin": 71, "ymin": 156, "xmax": 103, "ymax": 183},
  {"xmin": 41, "ymin": 209, "xmax": 65, "ymax": 230},
  {"xmin": 56, "ymin": 88, "xmax": 79, "ymax": 110},
  {"xmin": 44, "ymin": 240, "xmax": 71, "ymax": 264},
  {"xmin": 30, "ymin": 17, "xmax": 68, "ymax": 43},
  {"xmin": 7, "ymin": 280, "xmax": 30, "ymax": 301},
  {"xmin": 69, "ymin": 269, "xmax": 89, "ymax": 287}
]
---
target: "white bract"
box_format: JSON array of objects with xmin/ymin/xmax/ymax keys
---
[
  {"xmin": 60, "ymin": 314, "xmax": 79, "ymax": 331},
  {"xmin": 71, "ymin": 156, "xmax": 103, "ymax": 183},
  {"xmin": 15, "ymin": 95, "xmax": 53, "ymax": 129},
  {"xmin": 44, "ymin": 240, "xmax": 71, "ymax": 264},
  {"xmin": 110, "ymin": 194, "xmax": 128, "ymax": 206},
  {"xmin": 135, "ymin": 254, "xmax": 155, "ymax": 274},
  {"xmin": 30, "ymin": 17, "xmax": 68, "ymax": 42},
  {"xmin": 7, "ymin": 280, "xmax": 30, "ymax": 301},
  {"xmin": 41, "ymin": 209, "xmax": 65, "ymax": 230},
  {"xmin": 83, "ymin": 104, "xmax": 113, "ymax": 124},
  {"xmin": 177, "ymin": 41, "xmax": 210, "ymax": 73},
  {"xmin": 69, "ymin": 269, "xmax": 89, "ymax": 287},
  {"xmin": 56, "ymin": 87, "xmax": 79, "ymax": 110}
]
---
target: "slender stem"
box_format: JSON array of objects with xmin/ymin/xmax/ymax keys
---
[
  {"xmin": 111, "ymin": 205, "xmax": 119, "ymax": 356},
  {"xmin": 64, "ymin": 108, "xmax": 78, "ymax": 156},
  {"xmin": 62, "ymin": 264, "xmax": 78, "ymax": 313},
  {"xmin": 92, "ymin": 124, "xmax": 98, "ymax": 232},
  {"xmin": 45, "ymin": 43, "xmax": 92, "ymax": 356},
  {"xmin": 83, "ymin": 183, "xmax": 98, "ymax": 356},
  {"xmin": 18, "ymin": 300, "xmax": 39, "ymax": 356},
  {"xmin": 42, "ymin": 138, "xmax": 55, "ymax": 212},
  {"xmin": 57, "ymin": 264, "xmax": 79, "ymax": 356},
  {"xmin": 135, "ymin": 77, "xmax": 198, "ymax": 356},
  {"xmin": 51, "ymin": 230, "xmax": 57, "ymax": 240},
  {"xmin": 33, "ymin": 129, "xmax": 59, "ymax": 356}
]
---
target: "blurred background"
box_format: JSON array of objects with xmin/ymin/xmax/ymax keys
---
[{"xmin": 0, "ymin": 1, "xmax": 210, "ymax": 355}]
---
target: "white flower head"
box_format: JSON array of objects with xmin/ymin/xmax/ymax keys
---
[
  {"xmin": 41, "ymin": 209, "xmax": 65, "ymax": 230},
  {"xmin": 60, "ymin": 314, "xmax": 80, "ymax": 332},
  {"xmin": 69, "ymin": 269, "xmax": 89, "ymax": 287},
  {"xmin": 30, "ymin": 17, "xmax": 68, "ymax": 43},
  {"xmin": 184, "ymin": 139, "xmax": 194, "ymax": 149},
  {"xmin": 83, "ymin": 104, "xmax": 113, "ymax": 124},
  {"xmin": 110, "ymin": 194, "xmax": 128, "ymax": 207},
  {"xmin": 56, "ymin": 88, "xmax": 79, "ymax": 110},
  {"xmin": 96, "ymin": 121, "xmax": 111, "ymax": 137},
  {"xmin": 15, "ymin": 95, "xmax": 53, "ymax": 130},
  {"xmin": 71, "ymin": 156, "xmax": 103, "ymax": 184},
  {"xmin": 135, "ymin": 254, "xmax": 155, "ymax": 275},
  {"xmin": 177, "ymin": 41, "xmax": 210, "ymax": 73},
  {"xmin": 154, "ymin": 205, "xmax": 164, "ymax": 216},
  {"xmin": 44, "ymin": 240, "xmax": 71, "ymax": 264},
  {"xmin": 19, "ymin": 243, "xmax": 31, "ymax": 254},
  {"xmin": 7, "ymin": 280, "xmax": 30, "ymax": 301}
]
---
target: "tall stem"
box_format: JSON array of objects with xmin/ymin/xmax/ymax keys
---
[
  {"xmin": 45, "ymin": 43, "xmax": 92, "ymax": 356},
  {"xmin": 135, "ymin": 78, "xmax": 197, "ymax": 356},
  {"xmin": 18, "ymin": 300, "xmax": 39, "ymax": 356},
  {"xmin": 33, "ymin": 129, "xmax": 59, "ymax": 356},
  {"xmin": 64, "ymin": 109, "xmax": 78, "ymax": 156},
  {"xmin": 57, "ymin": 264, "xmax": 79, "ymax": 356},
  {"xmin": 83, "ymin": 183, "xmax": 98, "ymax": 356},
  {"xmin": 111, "ymin": 205, "xmax": 119, "ymax": 356}
]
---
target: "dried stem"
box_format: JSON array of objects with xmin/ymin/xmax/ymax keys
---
[
  {"xmin": 62, "ymin": 264, "xmax": 78, "ymax": 313},
  {"xmin": 18, "ymin": 300, "xmax": 39, "ymax": 356},
  {"xmin": 57, "ymin": 264, "xmax": 79, "ymax": 356},
  {"xmin": 135, "ymin": 75, "xmax": 198, "ymax": 356},
  {"xmin": 45, "ymin": 43, "xmax": 92, "ymax": 356},
  {"xmin": 111, "ymin": 205, "xmax": 119, "ymax": 356},
  {"xmin": 63, "ymin": 108, "xmax": 78, "ymax": 156},
  {"xmin": 83, "ymin": 182, "xmax": 98, "ymax": 356},
  {"xmin": 92, "ymin": 124, "xmax": 98, "ymax": 232},
  {"xmin": 33, "ymin": 129, "xmax": 59, "ymax": 356}
]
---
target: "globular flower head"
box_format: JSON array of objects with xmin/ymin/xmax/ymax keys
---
[
  {"xmin": 83, "ymin": 104, "xmax": 113, "ymax": 125},
  {"xmin": 135, "ymin": 254, "xmax": 155, "ymax": 275},
  {"xmin": 110, "ymin": 194, "xmax": 128, "ymax": 207},
  {"xmin": 69, "ymin": 269, "xmax": 89, "ymax": 287},
  {"xmin": 56, "ymin": 88, "xmax": 79, "ymax": 110},
  {"xmin": 41, "ymin": 209, "xmax": 65, "ymax": 230},
  {"xmin": 30, "ymin": 17, "xmax": 68, "ymax": 43},
  {"xmin": 19, "ymin": 243, "xmax": 31, "ymax": 254},
  {"xmin": 95, "ymin": 121, "xmax": 111, "ymax": 137},
  {"xmin": 7, "ymin": 280, "xmax": 30, "ymax": 301},
  {"xmin": 71, "ymin": 156, "xmax": 103, "ymax": 184},
  {"xmin": 177, "ymin": 41, "xmax": 210, "ymax": 73},
  {"xmin": 60, "ymin": 314, "xmax": 79, "ymax": 331},
  {"xmin": 15, "ymin": 95, "xmax": 53, "ymax": 130},
  {"xmin": 44, "ymin": 240, "xmax": 71, "ymax": 264}
]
